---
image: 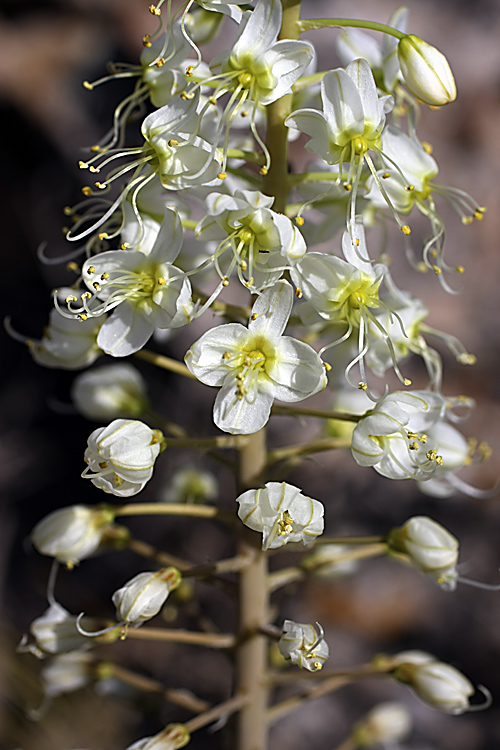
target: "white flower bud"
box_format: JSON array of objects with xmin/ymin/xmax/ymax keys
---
[
  {"xmin": 387, "ymin": 516, "xmax": 459, "ymax": 590},
  {"xmin": 112, "ymin": 567, "xmax": 182, "ymax": 628},
  {"xmin": 398, "ymin": 34, "xmax": 456, "ymax": 105},
  {"xmin": 236, "ymin": 481, "xmax": 324, "ymax": 550},
  {"xmin": 161, "ymin": 465, "xmax": 218, "ymax": 504},
  {"xmin": 32, "ymin": 505, "xmax": 115, "ymax": 565},
  {"xmin": 72, "ymin": 364, "xmax": 148, "ymax": 421},
  {"xmin": 83, "ymin": 419, "xmax": 163, "ymax": 497},
  {"xmin": 278, "ymin": 620, "xmax": 329, "ymax": 672},
  {"xmin": 301, "ymin": 544, "xmax": 359, "ymax": 578},
  {"xmin": 41, "ymin": 650, "xmax": 93, "ymax": 697},
  {"xmin": 352, "ymin": 702, "xmax": 412, "ymax": 747},
  {"xmin": 24, "ymin": 602, "xmax": 91, "ymax": 657},
  {"xmin": 393, "ymin": 651, "xmax": 475, "ymax": 714},
  {"xmin": 126, "ymin": 724, "xmax": 190, "ymax": 750}
]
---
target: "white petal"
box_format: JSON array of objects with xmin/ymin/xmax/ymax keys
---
[
  {"xmin": 185, "ymin": 323, "xmax": 248, "ymax": 385},
  {"xmin": 321, "ymin": 68, "xmax": 364, "ymax": 146},
  {"xmin": 96, "ymin": 303, "xmax": 154, "ymax": 357},
  {"xmin": 270, "ymin": 337, "xmax": 326, "ymax": 401},
  {"xmin": 345, "ymin": 58, "xmax": 382, "ymax": 135},
  {"xmin": 249, "ymin": 280, "xmax": 293, "ymax": 338},
  {"xmin": 213, "ymin": 380, "xmax": 274, "ymax": 434}
]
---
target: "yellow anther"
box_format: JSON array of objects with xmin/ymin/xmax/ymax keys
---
[
  {"xmin": 343, "ymin": 182, "xmax": 352, "ymax": 191},
  {"xmin": 478, "ymin": 442, "xmax": 492, "ymax": 461},
  {"xmin": 98, "ymin": 232, "xmax": 108, "ymax": 241},
  {"xmin": 461, "ymin": 216, "xmax": 473, "ymax": 225},
  {"xmin": 93, "ymin": 282, "xmax": 101, "ymax": 291},
  {"xmin": 90, "ymin": 145, "xmax": 102, "ymax": 153},
  {"xmin": 455, "ymin": 265, "xmax": 465, "ymax": 273},
  {"xmin": 355, "ymin": 238, "xmax": 360, "ymax": 246},
  {"xmin": 87, "ymin": 266, "xmax": 95, "ymax": 274},
  {"xmin": 95, "ymin": 182, "xmax": 107, "ymax": 190},
  {"xmin": 259, "ymin": 166, "xmax": 268, "ymax": 176},
  {"xmin": 382, "ymin": 171, "xmax": 391, "ymax": 179},
  {"xmin": 416, "ymin": 261, "xmax": 428, "ymax": 273},
  {"xmin": 142, "ymin": 34, "xmax": 152, "ymax": 47},
  {"xmin": 312, "ymin": 662, "xmax": 323, "ymax": 671},
  {"xmin": 323, "ymin": 361, "xmax": 332, "ymax": 372},
  {"xmin": 157, "ymin": 277, "xmax": 167, "ymax": 285},
  {"xmin": 209, "ymin": 97, "xmax": 217, "ymax": 105},
  {"xmin": 251, "ymin": 313, "xmax": 258, "ymax": 321},
  {"xmin": 66, "ymin": 262, "xmax": 79, "ymax": 273},
  {"xmin": 435, "ymin": 455, "xmax": 444, "ymax": 466},
  {"xmin": 78, "ymin": 313, "xmax": 88, "ymax": 321},
  {"xmin": 409, "ymin": 442, "xmax": 419, "ymax": 451},
  {"xmin": 66, "ymin": 561, "xmax": 74, "ymax": 571},
  {"xmin": 405, "ymin": 184, "xmax": 415, "ymax": 191},
  {"xmin": 218, "ymin": 172, "xmax": 227, "ymax": 180},
  {"xmin": 82, "ymin": 186, "xmax": 92, "ymax": 196},
  {"xmin": 186, "ymin": 65, "xmax": 195, "ymax": 77},
  {"xmin": 468, "ymin": 437, "xmax": 478, "ymax": 453},
  {"xmin": 155, "ymin": 58, "xmax": 166, "ymax": 67},
  {"xmin": 89, "ymin": 165, "xmax": 100, "ymax": 173},
  {"xmin": 168, "ymin": 139, "xmax": 179, "ymax": 147},
  {"xmin": 407, "ymin": 431, "xmax": 418, "ymax": 440},
  {"xmin": 113, "ymin": 473, "xmax": 124, "ymax": 486},
  {"xmin": 223, "ymin": 351, "xmax": 232, "ymax": 360},
  {"xmin": 101, "ymin": 272, "xmax": 110, "ymax": 280},
  {"xmin": 401, "ymin": 225, "xmax": 411, "ymax": 235},
  {"xmin": 240, "ymin": 111, "xmax": 249, "ymax": 117},
  {"xmin": 476, "ymin": 206, "xmax": 487, "ymax": 214},
  {"xmin": 81, "ymin": 292, "xmax": 92, "ymax": 300},
  {"xmin": 474, "ymin": 210, "xmax": 484, "ymax": 221},
  {"xmin": 422, "ymin": 141, "xmax": 433, "ymax": 154},
  {"xmin": 419, "ymin": 434, "xmax": 428, "ymax": 444},
  {"xmin": 120, "ymin": 243, "xmax": 130, "ymax": 250},
  {"xmin": 244, "ymin": 277, "xmax": 254, "ymax": 288},
  {"xmin": 78, "ymin": 160, "xmax": 88, "ymax": 169},
  {"xmin": 181, "ymin": 91, "xmax": 195, "ymax": 100},
  {"xmin": 222, "ymin": 276, "xmax": 229, "ymax": 287},
  {"xmin": 295, "ymin": 216, "xmax": 304, "ymax": 227},
  {"xmin": 295, "ymin": 287, "xmax": 303, "ymax": 298},
  {"xmin": 426, "ymin": 449, "xmax": 437, "ymax": 461},
  {"xmin": 432, "ymin": 265, "xmax": 442, "ymax": 275},
  {"xmin": 65, "ymin": 295, "xmax": 77, "ymax": 303},
  {"xmin": 83, "ymin": 81, "xmax": 94, "ymax": 91},
  {"xmin": 149, "ymin": 4, "xmax": 161, "ymax": 15},
  {"xmin": 63, "ymin": 206, "xmax": 73, "ymax": 216},
  {"xmin": 403, "ymin": 378, "xmax": 412, "ymax": 386},
  {"xmin": 358, "ymin": 381, "xmax": 367, "ymax": 391}
]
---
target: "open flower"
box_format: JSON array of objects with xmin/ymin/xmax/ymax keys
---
[
  {"xmin": 83, "ymin": 419, "xmax": 163, "ymax": 497},
  {"xmin": 185, "ymin": 281, "xmax": 327, "ymax": 434},
  {"xmin": 236, "ymin": 481, "xmax": 324, "ymax": 549},
  {"xmin": 278, "ymin": 620, "xmax": 329, "ymax": 672}
]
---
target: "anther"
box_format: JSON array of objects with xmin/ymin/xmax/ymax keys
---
[
  {"xmin": 67, "ymin": 262, "xmax": 79, "ymax": 273},
  {"xmin": 78, "ymin": 161, "xmax": 88, "ymax": 169},
  {"xmin": 78, "ymin": 313, "xmax": 88, "ymax": 321},
  {"xmin": 407, "ymin": 432, "xmax": 418, "ymax": 440},
  {"xmin": 209, "ymin": 97, "xmax": 217, "ymax": 105},
  {"xmin": 244, "ymin": 277, "xmax": 254, "ymax": 288},
  {"xmin": 432, "ymin": 265, "xmax": 442, "ymax": 275},
  {"xmin": 405, "ymin": 184, "xmax": 415, "ymax": 191},
  {"xmin": 403, "ymin": 378, "xmax": 412, "ymax": 386},
  {"xmin": 382, "ymin": 172, "xmax": 391, "ymax": 179},
  {"xmin": 142, "ymin": 34, "xmax": 152, "ymax": 47},
  {"xmin": 156, "ymin": 58, "xmax": 166, "ymax": 68},
  {"xmin": 90, "ymin": 145, "xmax": 102, "ymax": 153},
  {"xmin": 82, "ymin": 187, "xmax": 92, "ymax": 196},
  {"xmin": 295, "ymin": 216, "xmax": 304, "ymax": 227},
  {"xmin": 461, "ymin": 216, "xmax": 473, "ymax": 225},
  {"xmin": 98, "ymin": 232, "xmax": 108, "ymax": 241},
  {"xmin": 358, "ymin": 382, "xmax": 367, "ymax": 390},
  {"xmin": 419, "ymin": 434, "xmax": 428, "ymax": 443},
  {"xmin": 157, "ymin": 277, "xmax": 167, "ymax": 285},
  {"xmin": 422, "ymin": 141, "xmax": 433, "ymax": 154},
  {"xmin": 81, "ymin": 292, "xmax": 92, "ymax": 300},
  {"xmin": 435, "ymin": 455, "xmax": 444, "ymax": 466},
  {"xmin": 474, "ymin": 209, "xmax": 484, "ymax": 221},
  {"xmin": 401, "ymin": 225, "xmax": 411, "ymax": 235},
  {"xmin": 426, "ymin": 449, "xmax": 437, "ymax": 461},
  {"xmin": 323, "ymin": 362, "xmax": 332, "ymax": 371},
  {"xmin": 186, "ymin": 65, "xmax": 195, "ymax": 77},
  {"xmin": 89, "ymin": 166, "xmax": 100, "ymax": 174},
  {"xmin": 87, "ymin": 266, "xmax": 95, "ymax": 274},
  {"xmin": 63, "ymin": 206, "xmax": 73, "ymax": 216},
  {"xmin": 83, "ymin": 81, "xmax": 94, "ymax": 91},
  {"xmin": 455, "ymin": 265, "xmax": 465, "ymax": 273},
  {"xmin": 168, "ymin": 139, "xmax": 179, "ymax": 147},
  {"xmin": 222, "ymin": 276, "xmax": 229, "ymax": 287},
  {"xmin": 295, "ymin": 287, "xmax": 303, "ymax": 298},
  {"xmin": 65, "ymin": 295, "xmax": 77, "ymax": 303},
  {"xmin": 93, "ymin": 282, "xmax": 101, "ymax": 291},
  {"xmin": 149, "ymin": 4, "xmax": 161, "ymax": 15},
  {"xmin": 409, "ymin": 442, "xmax": 419, "ymax": 451},
  {"xmin": 223, "ymin": 352, "xmax": 232, "ymax": 360},
  {"xmin": 181, "ymin": 91, "xmax": 195, "ymax": 100},
  {"xmin": 251, "ymin": 313, "xmax": 258, "ymax": 321},
  {"xmin": 101, "ymin": 272, "xmax": 110, "ymax": 281},
  {"xmin": 259, "ymin": 167, "xmax": 268, "ymax": 176},
  {"xmin": 95, "ymin": 182, "xmax": 107, "ymax": 190},
  {"xmin": 218, "ymin": 172, "xmax": 227, "ymax": 180},
  {"xmin": 120, "ymin": 242, "xmax": 130, "ymax": 250},
  {"xmin": 240, "ymin": 260, "xmax": 248, "ymax": 271},
  {"xmin": 343, "ymin": 182, "xmax": 352, "ymax": 191},
  {"xmin": 457, "ymin": 353, "xmax": 476, "ymax": 365}
]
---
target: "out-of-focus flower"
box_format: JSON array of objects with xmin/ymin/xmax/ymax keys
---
[
  {"xmin": 32, "ymin": 505, "xmax": 115, "ymax": 565},
  {"xmin": 72, "ymin": 364, "xmax": 148, "ymax": 421},
  {"xmin": 351, "ymin": 701, "xmax": 412, "ymax": 747}
]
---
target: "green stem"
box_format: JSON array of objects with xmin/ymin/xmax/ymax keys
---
[
  {"xmin": 125, "ymin": 626, "xmax": 236, "ymax": 649},
  {"xmin": 271, "ymin": 404, "xmax": 361, "ymax": 422},
  {"xmin": 185, "ymin": 694, "xmax": 249, "ymax": 734},
  {"xmin": 134, "ymin": 348, "xmax": 196, "ymax": 379},
  {"xmin": 315, "ymin": 535, "xmax": 386, "ymax": 546},
  {"xmin": 298, "ymin": 18, "xmax": 405, "ymax": 40},
  {"xmin": 113, "ymin": 502, "xmax": 222, "ymax": 519},
  {"xmin": 267, "ymin": 436, "xmax": 351, "ymax": 466}
]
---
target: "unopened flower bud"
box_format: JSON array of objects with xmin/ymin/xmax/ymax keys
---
[
  {"xmin": 392, "ymin": 651, "xmax": 474, "ymax": 714},
  {"xmin": 352, "ymin": 702, "xmax": 412, "ymax": 747},
  {"xmin": 21, "ymin": 602, "xmax": 92, "ymax": 657},
  {"xmin": 32, "ymin": 505, "xmax": 115, "ymax": 565},
  {"xmin": 41, "ymin": 650, "xmax": 93, "ymax": 697},
  {"xmin": 112, "ymin": 567, "xmax": 182, "ymax": 628},
  {"xmin": 83, "ymin": 419, "xmax": 163, "ymax": 497},
  {"xmin": 387, "ymin": 516, "xmax": 458, "ymax": 590},
  {"xmin": 301, "ymin": 544, "xmax": 359, "ymax": 578},
  {"xmin": 278, "ymin": 620, "xmax": 329, "ymax": 672},
  {"xmin": 126, "ymin": 724, "xmax": 190, "ymax": 750},
  {"xmin": 72, "ymin": 364, "xmax": 148, "ymax": 421},
  {"xmin": 236, "ymin": 481, "xmax": 324, "ymax": 550},
  {"xmin": 398, "ymin": 34, "xmax": 456, "ymax": 105},
  {"xmin": 161, "ymin": 465, "xmax": 218, "ymax": 504}
]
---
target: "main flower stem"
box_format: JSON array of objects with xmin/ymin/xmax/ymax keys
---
[{"xmin": 298, "ymin": 18, "xmax": 405, "ymax": 39}]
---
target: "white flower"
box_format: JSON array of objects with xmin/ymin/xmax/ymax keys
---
[
  {"xmin": 72, "ymin": 364, "xmax": 148, "ymax": 421},
  {"xmin": 285, "ymin": 59, "xmax": 393, "ymax": 167},
  {"xmin": 398, "ymin": 34, "xmax": 456, "ymax": 105},
  {"xmin": 278, "ymin": 620, "xmax": 329, "ymax": 672},
  {"xmin": 352, "ymin": 702, "xmax": 412, "ymax": 746},
  {"xmin": 392, "ymin": 651, "xmax": 475, "ymax": 714},
  {"xmin": 185, "ymin": 280, "xmax": 327, "ymax": 434},
  {"xmin": 236, "ymin": 481, "xmax": 324, "ymax": 550},
  {"xmin": 195, "ymin": 189, "xmax": 306, "ymax": 291},
  {"xmin": 161, "ymin": 465, "xmax": 218, "ymax": 504},
  {"xmin": 301, "ymin": 544, "xmax": 359, "ymax": 578},
  {"xmin": 32, "ymin": 505, "xmax": 115, "ymax": 565},
  {"xmin": 83, "ymin": 419, "xmax": 163, "ymax": 497},
  {"xmin": 387, "ymin": 516, "xmax": 459, "ymax": 590},
  {"xmin": 19, "ymin": 602, "xmax": 91, "ymax": 658},
  {"xmin": 29, "ymin": 306, "xmax": 104, "ymax": 370},
  {"xmin": 41, "ymin": 650, "xmax": 93, "ymax": 698},
  {"xmin": 64, "ymin": 208, "xmax": 193, "ymax": 357},
  {"xmin": 126, "ymin": 724, "xmax": 190, "ymax": 750},
  {"xmin": 112, "ymin": 567, "xmax": 182, "ymax": 628}
]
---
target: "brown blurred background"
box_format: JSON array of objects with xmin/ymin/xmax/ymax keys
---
[{"xmin": 1, "ymin": 1, "xmax": 500, "ymax": 749}]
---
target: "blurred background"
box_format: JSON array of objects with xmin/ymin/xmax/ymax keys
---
[{"xmin": 1, "ymin": 0, "xmax": 500, "ymax": 748}]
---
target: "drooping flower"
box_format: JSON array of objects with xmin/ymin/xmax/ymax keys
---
[
  {"xmin": 184, "ymin": 280, "xmax": 327, "ymax": 434},
  {"xmin": 41, "ymin": 650, "xmax": 94, "ymax": 698},
  {"xmin": 32, "ymin": 505, "xmax": 116, "ymax": 565},
  {"xmin": 19, "ymin": 602, "xmax": 92, "ymax": 658},
  {"xmin": 278, "ymin": 620, "xmax": 329, "ymax": 672},
  {"xmin": 82, "ymin": 419, "xmax": 163, "ymax": 497},
  {"xmin": 351, "ymin": 702, "xmax": 412, "ymax": 747},
  {"xmin": 72, "ymin": 364, "xmax": 148, "ymax": 421},
  {"xmin": 236, "ymin": 481, "xmax": 324, "ymax": 549},
  {"xmin": 112, "ymin": 567, "xmax": 182, "ymax": 628},
  {"xmin": 60, "ymin": 208, "xmax": 193, "ymax": 357},
  {"xmin": 126, "ymin": 724, "xmax": 190, "ymax": 750},
  {"xmin": 387, "ymin": 516, "xmax": 459, "ymax": 590}
]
